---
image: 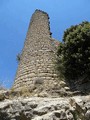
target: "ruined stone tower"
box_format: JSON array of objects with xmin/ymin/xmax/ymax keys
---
[{"xmin": 13, "ymin": 10, "xmax": 59, "ymax": 90}]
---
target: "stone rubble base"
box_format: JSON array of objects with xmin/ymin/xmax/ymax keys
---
[{"xmin": 0, "ymin": 96, "xmax": 90, "ymax": 120}]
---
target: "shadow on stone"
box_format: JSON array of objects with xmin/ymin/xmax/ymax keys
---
[
  {"xmin": 66, "ymin": 75, "xmax": 90, "ymax": 96},
  {"xmin": 0, "ymin": 111, "xmax": 10, "ymax": 120}
]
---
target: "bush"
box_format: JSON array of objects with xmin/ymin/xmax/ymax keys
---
[
  {"xmin": 16, "ymin": 53, "xmax": 21, "ymax": 62},
  {"xmin": 57, "ymin": 21, "xmax": 90, "ymax": 81}
]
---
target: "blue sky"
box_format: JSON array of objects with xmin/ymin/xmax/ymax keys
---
[{"xmin": 0, "ymin": 0, "xmax": 90, "ymax": 88}]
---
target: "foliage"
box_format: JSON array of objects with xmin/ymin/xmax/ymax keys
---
[
  {"xmin": 16, "ymin": 53, "xmax": 21, "ymax": 62},
  {"xmin": 57, "ymin": 21, "xmax": 90, "ymax": 80}
]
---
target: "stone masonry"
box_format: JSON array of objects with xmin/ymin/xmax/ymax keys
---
[{"xmin": 13, "ymin": 10, "xmax": 60, "ymax": 91}]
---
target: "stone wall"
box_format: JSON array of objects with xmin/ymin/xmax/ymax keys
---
[{"xmin": 13, "ymin": 10, "xmax": 60, "ymax": 90}]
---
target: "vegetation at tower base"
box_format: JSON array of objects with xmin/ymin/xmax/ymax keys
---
[{"xmin": 57, "ymin": 21, "xmax": 90, "ymax": 82}]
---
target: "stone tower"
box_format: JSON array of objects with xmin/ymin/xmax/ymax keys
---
[{"xmin": 13, "ymin": 10, "xmax": 59, "ymax": 90}]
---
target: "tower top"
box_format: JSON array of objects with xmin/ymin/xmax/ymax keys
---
[
  {"xmin": 28, "ymin": 9, "xmax": 51, "ymax": 38},
  {"xmin": 35, "ymin": 9, "xmax": 49, "ymax": 17}
]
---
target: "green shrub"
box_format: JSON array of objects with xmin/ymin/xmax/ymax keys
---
[
  {"xmin": 16, "ymin": 53, "xmax": 21, "ymax": 62},
  {"xmin": 57, "ymin": 21, "xmax": 90, "ymax": 81}
]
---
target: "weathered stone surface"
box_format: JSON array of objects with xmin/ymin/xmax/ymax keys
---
[
  {"xmin": 0, "ymin": 96, "xmax": 90, "ymax": 120},
  {"xmin": 12, "ymin": 9, "xmax": 60, "ymax": 91}
]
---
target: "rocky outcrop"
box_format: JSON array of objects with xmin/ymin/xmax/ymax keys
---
[{"xmin": 0, "ymin": 96, "xmax": 90, "ymax": 120}]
